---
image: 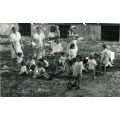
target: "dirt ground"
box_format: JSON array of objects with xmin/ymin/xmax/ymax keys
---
[{"xmin": 1, "ymin": 38, "xmax": 120, "ymax": 97}]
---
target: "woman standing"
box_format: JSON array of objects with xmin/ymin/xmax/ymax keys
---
[
  {"xmin": 32, "ymin": 26, "xmax": 45, "ymax": 60},
  {"xmin": 9, "ymin": 26, "xmax": 23, "ymax": 71},
  {"xmin": 48, "ymin": 25, "xmax": 63, "ymax": 54}
]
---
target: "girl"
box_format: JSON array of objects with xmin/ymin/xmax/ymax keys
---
[
  {"xmin": 101, "ymin": 44, "xmax": 113, "ymax": 67},
  {"xmin": 68, "ymin": 43, "xmax": 77, "ymax": 60},
  {"xmin": 59, "ymin": 52, "xmax": 66, "ymax": 67},
  {"xmin": 88, "ymin": 54, "xmax": 97, "ymax": 78},
  {"xmin": 48, "ymin": 26, "xmax": 63, "ymax": 54},
  {"xmin": 9, "ymin": 26, "xmax": 24, "ymax": 71}
]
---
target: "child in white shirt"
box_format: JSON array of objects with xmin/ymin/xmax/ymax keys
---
[
  {"xmin": 101, "ymin": 44, "xmax": 113, "ymax": 67},
  {"xmin": 59, "ymin": 52, "xmax": 66, "ymax": 66},
  {"xmin": 88, "ymin": 54, "xmax": 97, "ymax": 78}
]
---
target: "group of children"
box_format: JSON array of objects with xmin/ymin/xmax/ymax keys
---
[{"xmin": 13, "ymin": 25, "xmax": 115, "ymax": 90}]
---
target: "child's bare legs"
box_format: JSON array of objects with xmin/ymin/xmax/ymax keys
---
[
  {"xmin": 93, "ymin": 69, "xmax": 96, "ymax": 78},
  {"xmin": 75, "ymin": 76, "xmax": 80, "ymax": 89},
  {"xmin": 108, "ymin": 61, "xmax": 113, "ymax": 67}
]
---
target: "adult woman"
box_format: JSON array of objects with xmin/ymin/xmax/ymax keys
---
[
  {"xmin": 48, "ymin": 25, "xmax": 63, "ymax": 54},
  {"xmin": 9, "ymin": 26, "xmax": 23, "ymax": 70},
  {"xmin": 32, "ymin": 26, "xmax": 45, "ymax": 60}
]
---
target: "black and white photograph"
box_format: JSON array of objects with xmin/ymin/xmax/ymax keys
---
[
  {"xmin": 0, "ymin": 23, "xmax": 120, "ymax": 97},
  {"xmin": 1, "ymin": 0, "xmax": 120, "ymax": 120}
]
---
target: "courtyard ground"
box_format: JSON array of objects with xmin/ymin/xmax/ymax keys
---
[{"xmin": 1, "ymin": 37, "xmax": 120, "ymax": 97}]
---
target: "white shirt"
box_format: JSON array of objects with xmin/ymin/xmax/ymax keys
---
[
  {"xmin": 73, "ymin": 62, "xmax": 84, "ymax": 76},
  {"xmin": 17, "ymin": 56, "xmax": 23, "ymax": 64},
  {"xmin": 68, "ymin": 49, "xmax": 77, "ymax": 59},
  {"xmin": 88, "ymin": 59, "xmax": 97, "ymax": 70},
  {"xmin": 101, "ymin": 49, "xmax": 111, "ymax": 65},
  {"xmin": 33, "ymin": 32, "xmax": 45, "ymax": 48},
  {"xmin": 10, "ymin": 32, "xmax": 22, "ymax": 53},
  {"xmin": 59, "ymin": 56, "xmax": 66, "ymax": 64},
  {"xmin": 20, "ymin": 66, "xmax": 28, "ymax": 74},
  {"xmin": 71, "ymin": 40, "xmax": 78, "ymax": 51}
]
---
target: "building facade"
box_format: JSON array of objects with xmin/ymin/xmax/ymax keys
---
[{"xmin": 0, "ymin": 23, "xmax": 120, "ymax": 42}]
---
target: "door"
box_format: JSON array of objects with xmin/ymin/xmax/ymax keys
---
[
  {"xmin": 58, "ymin": 24, "xmax": 71, "ymax": 39},
  {"xmin": 101, "ymin": 24, "xmax": 119, "ymax": 41},
  {"xmin": 18, "ymin": 23, "xmax": 31, "ymax": 36}
]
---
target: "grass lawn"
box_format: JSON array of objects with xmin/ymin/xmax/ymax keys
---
[{"xmin": 1, "ymin": 37, "xmax": 120, "ymax": 97}]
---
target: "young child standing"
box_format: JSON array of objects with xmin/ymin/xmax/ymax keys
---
[
  {"xmin": 16, "ymin": 52, "xmax": 23, "ymax": 71},
  {"xmin": 88, "ymin": 54, "xmax": 97, "ymax": 78},
  {"xmin": 72, "ymin": 55, "xmax": 84, "ymax": 89}
]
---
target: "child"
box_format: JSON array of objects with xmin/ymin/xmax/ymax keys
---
[
  {"xmin": 39, "ymin": 58, "xmax": 49, "ymax": 70},
  {"xmin": 72, "ymin": 55, "xmax": 84, "ymax": 89},
  {"xmin": 33, "ymin": 62, "xmax": 50, "ymax": 79},
  {"xmin": 59, "ymin": 52, "xmax": 66, "ymax": 66},
  {"xmin": 101, "ymin": 44, "xmax": 113, "ymax": 70},
  {"xmin": 19, "ymin": 60, "xmax": 28, "ymax": 75},
  {"xmin": 68, "ymin": 43, "xmax": 77, "ymax": 60},
  {"xmin": 26, "ymin": 56, "xmax": 36, "ymax": 72},
  {"xmin": 94, "ymin": 52, "xmax": 103, "ymax": 76},
  {"xmin": 65, "ymin": 59, "xmax": 74, "ymax": 78},
  {"xmin": 16, "ymin": 52, "xmax": 23, "ymax": 71},
  {"xmin": 88, "ymin": 54, "xmax": 97, "ymax": 78},
  {"xmin": 48, "ymin": 57, "xmax": 58, "ymax": 76}
]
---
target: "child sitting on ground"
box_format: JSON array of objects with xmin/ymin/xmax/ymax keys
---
[
  {"xmin": 58, "ymin": 52, "xmax": 66, "ymax": 71},
  {"xmin": 33, "ymin": 62, "xmax": 50, "ymax": 79},
  {"xmin": 26, "ymin": 55, "xmax": 36, "ymax": 72},
  {"xmin": 19, "ymin": 60, "xmax": 28, "ymax": 75},
  {"xmin": 68, "ymin": 43, "xmax": 77, "ymax": 60},
  {"xmin": 88, "ymin": 54, "xmax": 97, "ymax": 78},
  {"xmin": 38, "ymin": 58, "xmax": 49, "ymax": 70}
]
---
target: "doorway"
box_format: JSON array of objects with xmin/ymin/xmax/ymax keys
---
[
  {"xmin": 101, "ymin": 24, "xmax": 119, "ymax": 41},
  {"xmin": 18, "ymin": 23, "xmax": 31, "ymax": 36},
  {"xmin": 58, "ymin": 24, "xmax": 71, "ymax": 39}
]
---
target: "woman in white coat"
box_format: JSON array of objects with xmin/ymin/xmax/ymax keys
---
[{"xmin": 9, "ymin": 26, "xmax": 23, "ymax": 71}]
